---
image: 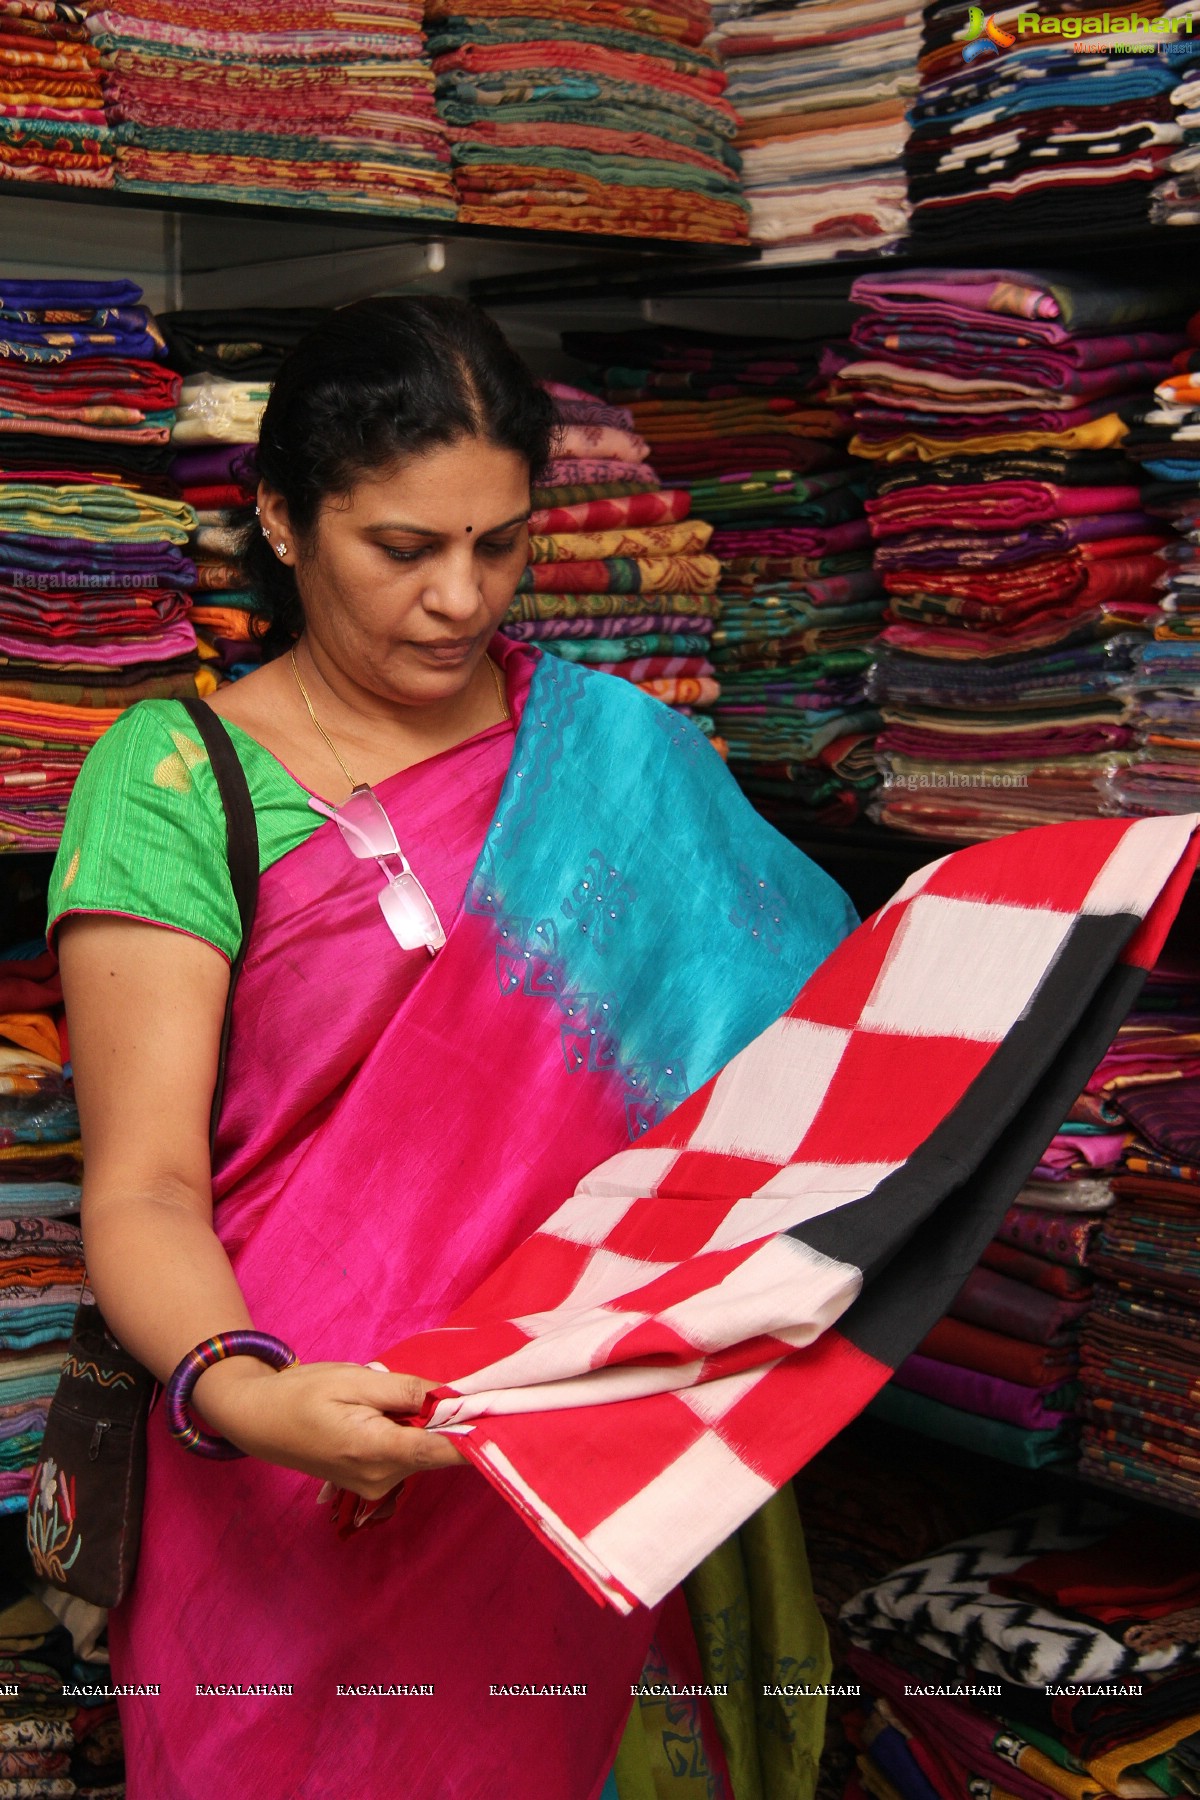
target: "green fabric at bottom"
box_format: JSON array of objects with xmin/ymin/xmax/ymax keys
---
[{"xmin": 616, "ymin": 1485, "xmax": 829, "ymax": 1800}]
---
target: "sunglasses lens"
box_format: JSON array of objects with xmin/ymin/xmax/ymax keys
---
[
  {"xmin": 378, "ymin": 872, "xmax": 446, "ymax": 953},
  {"xmin": 338, "ymin": 786, "xmax": 400, "ymax": 860}
]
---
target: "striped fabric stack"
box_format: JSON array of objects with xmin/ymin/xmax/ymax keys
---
[
  {"xmin": 562, "ymin": 325, "xmax": 881, "ymax": 821},
  {"xmin": 1114, "ymin": 308, "xmax": 1200, "ymax": 816},
  {"xmin": 426, "ymin": 0, "xmax": 748, "ymax": 241},
  {"xmin": 0, "ymin": 0, "xmax": 112, "ymax": 189},
  {"xmin": 834, "ymin": 266, "xmax": 1183, "ymax": 840},
  {"xmin": 507, "ymin": 382, "xmax": 724, "ymax": 740},
  {"xmin": 86, "ymin": 0, "xmax": 456, "ymax": 217},
  {"xmin": 707, "ymin": 0, "xmax": 920, "ymax": 260},
  {"xmin": 159, "ymin": 308, "xmax": 330, "ymax": 681},
  {"xmin": 907, "ymin": 0, "xmax": 1180, "ymax": 245},
  {"xmin": 0, "ymin": 276, "xmax": 205, "ymax": 853},
  {"xmin": 0, "ymin": 940, "xmax": 82, "ymax": 1519},
  {"xmin": 1078, "ymin": 955, "xmax": 1200, "ymax": 1515}
]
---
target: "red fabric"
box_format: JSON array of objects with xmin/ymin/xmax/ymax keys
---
[
  {"xmin": 337, "ymin": 817, "xmax": 1199, "ymax": 1614},
  {"xmin": 919, "ymin": 1316, "xmax": 1077, "ymax": 1387},
  {"xmin": 990, "ymin": 1516, "xmax": 1200, "ymax": 1618}
]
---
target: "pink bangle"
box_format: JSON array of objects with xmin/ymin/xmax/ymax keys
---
[{"xmin": 165, "ymin": 1330, "xmax": 296, "ymax": 1459}]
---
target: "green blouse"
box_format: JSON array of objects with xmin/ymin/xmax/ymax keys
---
[{"xmin": 46, "ymin": 699, "xmax": 324, "ymax": 963}]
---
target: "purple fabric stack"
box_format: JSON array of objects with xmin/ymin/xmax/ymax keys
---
[
  {"xmin": 828, "ymin": 265, "xmax": 1186, "ymax": 840},
  {"xmin": 871, "ymin": 1167, "xmax": 1108, "ymax": 1469}
]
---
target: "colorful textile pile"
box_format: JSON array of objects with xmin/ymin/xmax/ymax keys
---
[
  {"xmin": 706, "ymin": 0, "xmax": 919, "ymax": 259},
  {"xmin": 507, "ymin": 380, "xmax": 725, "ymax": 738},
  {"xmin": 832, "ymin": 266, "xmax": 1183, "ymax": 840},
  {"xmin": 705, "ymin": 460, "xmax": 886, "ymax": 829},
  {"xmin": 842, "ymin": 1502, "xmax": 1200, "ymax": 1800},
  {"xmin": 557, "ymin": 327, "xmax": 883, "ymax": 789},
  {"xmin": 161, "ymin": 308, "xmax": 327, "ymax": 681},
  {"xmin": 1153, "ymin": 24, "xmax": 1200, "ymax": 227},
  {"xmin": 0, "ymin": 1569, "xmax": 104, "ymax": 1798},
  {"xmin": 425, "ymin": 0, "xmax": 748, "ymax": 242},
  {"xmin": 85, "ymin": 0, "xmax": 456, "ymax": 217},
  {"xmin": 1078, "ymin": 956, "xmax": 1200, "ymax": 1514},
  {"xmin": 0, "ymin": 276, "xmax": 207, "ymax": 852},
  {"xmin": 0, "ymin": 940, "xmax": 81, "ymax": 1518},
  {"xmin": 0, "ymin": 0, "xmax": 112, "ymax": 189},
  {"xmin": 1113, "ymin": 311, "xmax": 1200, "ymax": 815},
  {"xmin": 907, "ymin": 0, "xmax": 1181, "ymax": 244}
]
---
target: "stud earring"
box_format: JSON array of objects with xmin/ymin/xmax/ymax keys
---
[{"xmin": 275, "ymin": 542, "xmax": 288, "ymax": 559}]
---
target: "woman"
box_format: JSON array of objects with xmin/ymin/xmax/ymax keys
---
[{"xmin": 42, "ymin": 298, "xmax": 856, "ymax": 1799}]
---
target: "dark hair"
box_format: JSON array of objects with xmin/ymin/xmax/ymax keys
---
[{"xmin": 239, "ymin": 296, "xmax": 558, "ymax": 655}]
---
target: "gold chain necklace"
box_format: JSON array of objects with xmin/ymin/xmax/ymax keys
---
[{"xmin": 288, "ymin": 646, "xmax": 509, "ymax": 789}]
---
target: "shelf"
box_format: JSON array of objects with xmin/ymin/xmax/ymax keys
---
[
  {"xmin": 846, "ymin": 1413, "xmax": 1200, "ymax": 1529},
  {"xmin": 0, "ymin": 176, "xmax": 761, "ymax": 311},
  {"xmin": 8, "ymin": 175, "xmax": 1200, "ymax": 309},
  {"xmin": 471, "ymin": 220, "xmax": 1200, "ymax": 305}
]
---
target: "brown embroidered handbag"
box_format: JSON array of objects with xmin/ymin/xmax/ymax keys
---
[{"xmin": 26, "ymin": 700, "xmax": 260, "ymax": 1607}]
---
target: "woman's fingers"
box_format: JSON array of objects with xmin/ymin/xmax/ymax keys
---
[
  {"xmin": 341, "ymin": 1363, "xmax": 438, "ymax": 1419},
  {"xmin": 196, "ymin": 1356, "xmax": 468, "ymax": 1495}
]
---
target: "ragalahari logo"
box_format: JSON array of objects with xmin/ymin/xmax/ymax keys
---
[{"xmin": 963, "ymin": 6, "xmax": 1018, "ymax": 55}]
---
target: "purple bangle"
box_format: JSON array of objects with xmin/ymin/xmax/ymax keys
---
[{"xmin": 165, "ymin": 1330, "xmax": 297, "ymax": 1459}]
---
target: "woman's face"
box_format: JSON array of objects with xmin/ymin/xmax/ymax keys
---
[{"xmin": 262, "ymin": 433, "xmax": 532, "ymax": 707}]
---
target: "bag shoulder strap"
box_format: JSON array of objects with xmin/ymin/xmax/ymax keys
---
[{"xmin": 178, "ymin": 698, "xmax": 260, "ymax": 1157}]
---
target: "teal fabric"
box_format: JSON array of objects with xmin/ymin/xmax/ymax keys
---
[
  {"xmin": 465, "ymin": 652, "xmax": 858, "ymax": 1132},
  {"xmin": 867, "ymin": 1384, "xmax": 1076, "ymax": 1468}
]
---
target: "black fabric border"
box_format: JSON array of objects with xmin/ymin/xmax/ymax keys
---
[{"xmin": 789, "ymin": 909, "xmax": 1146, "ymax": 1369}]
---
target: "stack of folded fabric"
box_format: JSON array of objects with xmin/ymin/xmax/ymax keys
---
[
  {"xmin": 907, "ymin": 0, "xmax": 1181, "ymax": 245},
  {"xmin": 796, "ymin": 1427, "xmax": 1039, "ymax": 1800},
  {"xmin": 0, "ymin": 0, "xmax": 112, "ymax": 189},
  {"xmin": 706, "ymin": 0, "xmax": 920, "ymax": 259},
  {"xmin": 160, "ymin": 308, "xmax": 329, "ymax": 682},
  {"xmin": 1112, "ymin": 322, "xmax": 1200, "ymax": 814},
  {"xmin": 1153, "ymin": 27, "xmax": 1200, "ymax": 227},
  {"xmin": 559, "ymin": 328, "xmax": 883, "ymax": 797},
  {"xmin": 703, "ymin": 461, "xmax": 886, "ymax": 829},
  {"xmin": 842, "ymin": 1502, "xmax": 1200, "ymax": 1800},
  {"xmin": 872, "ymin": 1158, "xmax": 1109, "ymax": 1470},
  {"xmin": 833, "ymin": 266, "xmax": 1184, "ymax": 840},
  {"xmin": 425, "ymin": 0, "xmax": 748, "ymax": 242},
  {"xmin": 0, "ymin": 1569, "xmax": 82, "ymax": 1798},
  {"xmin": 565, "ymin": 330, "xmax": 851, "ymax": 486},
  {"xmin": 508, "ymin": 381, "xmax": 725, "ymax": 738},
  {"xmin": 0, "ymin": 276, "xmax": 207, "ymax": 852},
  {"xmin": 85, "ymin": 0, "xmax": 457, "ymax": 217},
  {"xmin": 0, "ymin": 941, "xmax": 81, "ymax": 1519},
  {"xmin": 1078, "ymin": 956, "xmax": 1200, "ymax": 1515},
  {"xmin": 695, "ymin": 446, "xmax": 882, "ymax": 826}
]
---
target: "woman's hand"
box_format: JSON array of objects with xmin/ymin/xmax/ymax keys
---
[{"xmin": 191, "ymin": 1357, "xmax": 467, "ymax": 1498}]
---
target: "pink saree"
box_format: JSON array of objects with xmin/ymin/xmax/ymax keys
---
[{"xmin": 110, "ymin": 638, "xmax": 857, "ymax": 1798}]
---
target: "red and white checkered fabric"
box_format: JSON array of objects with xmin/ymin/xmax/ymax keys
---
[{"xmin": 339, "ymin": 814, "xmax": 1200, "ymax": 1612}]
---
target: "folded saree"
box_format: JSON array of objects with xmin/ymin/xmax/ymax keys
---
[
  {"xmin": 346, "ymin": 807, "xmax": 1199, "ymax": 1613},
  {"xmin": 528, "ymin": 519, "xmax": 710, "ymax": 561},
  {"xmin": 505, "ymin": 590, "xmax": 720, "ymax": 623},
  {"xmin": 919, "ymin": 1316, "xmax": 1078, "ymax": 1387},
  {"xmin": 515, "ymin": 553, "xmax": 721, "ymax": 594},
  {"xmin": 528, "ymin": 489, "xmax": 690, "ymax": 534},
  {"xmin": 891, "ymin": 1351, "xmax": 1073, "ymax": 1430}
]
